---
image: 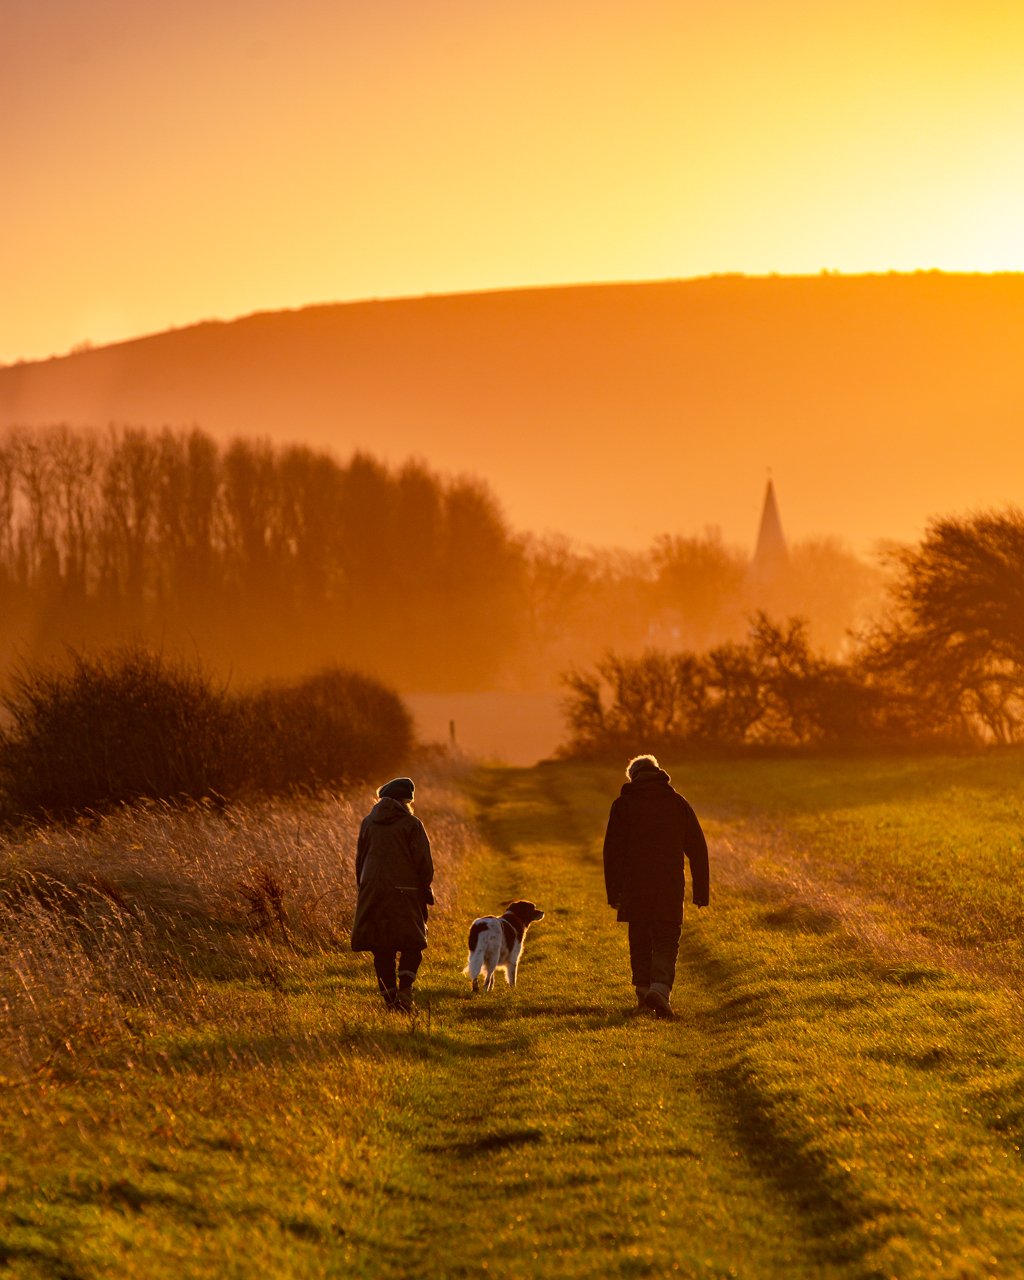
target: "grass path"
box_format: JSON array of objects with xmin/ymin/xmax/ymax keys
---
[
  {"xmin": 350, "ymin": 760, "xmax": 1024, "ymax": 1280},
  {"xmin": 7, "ymin": 758, "xmax": 1024, "ymax": 1277},
  {"xmin": 349, "ymin": 763, "xmax": 835, "ymax": 1279}
]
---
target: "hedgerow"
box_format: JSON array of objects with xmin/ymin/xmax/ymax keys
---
[{"xmin": 0, "ymin": 646, "xmax": 413, "ymax": 820}]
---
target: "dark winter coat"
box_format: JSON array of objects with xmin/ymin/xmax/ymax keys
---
[
  {"xmin": 350, "ymin": 798, "xmax": 434, "ymax": 953},
  {"xmin": 602, "ymin": 768, "xmax": 709, "ymax": 923}
]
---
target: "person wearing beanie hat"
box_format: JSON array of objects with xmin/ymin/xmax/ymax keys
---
[
  {"xmin": 351, "ymin": 777, "xmax": 434, "ymax": 1011},
  {"xmin": 603, "ymin": 753, "xmax": 709, "ymax": 1019},
  {"xmin": 377, "ymin": 777, "xmax": 415, "ymax": 802}
]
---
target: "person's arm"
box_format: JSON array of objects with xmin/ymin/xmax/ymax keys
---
[
  {"xmin": 684, "ymin": 802, "xmax": 710, "ymax": 907},
  {"xmin": 355, "ymin": 822, "xmax": 369, "ymax": 885},
  {"xmin": 409, "ymin": 818, "xmax": 435, "ymax": 905},
  {"xmin": 603, "ymin": 799, "xmax": 627, "ymax": 907}
]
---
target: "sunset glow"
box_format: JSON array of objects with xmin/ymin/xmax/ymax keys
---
[{"xmin": 5, "ymin": 0, "xmax": 1024, "ymax": 362}]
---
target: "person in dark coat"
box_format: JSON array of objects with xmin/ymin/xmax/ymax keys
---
[
  {"xmin": 602, "ymin": 753, "xmax": 709, "ymax": 1019},
  {"xmin": 351, "ymin": 776, "xmax": 434, "ymax": 1011}
]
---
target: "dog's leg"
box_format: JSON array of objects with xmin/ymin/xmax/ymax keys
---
[
  {"xmin": 481, "ymin": 937, "xmax": 499, "ymax": 991},
  {"xmin": 506, "ymin": 941, "xmax": 522, "ymax": 987},
  {"xmin": 466, "ymin": 939, "xmax": 485, "ymax": 992}
]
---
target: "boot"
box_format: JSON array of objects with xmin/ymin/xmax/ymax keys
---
[
  {"xmin": 634, "ymin": 985, "xmax": 650, "ymax": 1008},
  {"xmin": 396, "ymin": 970, "xmax": 417, "ymax": 1013},
  {"xmin": 377, "ymin": 979, "xmax": 400, "ymax": 1011},
  {"xmin": 644, "ymin": 983, "xmax": 674, "ymax": 1019}
]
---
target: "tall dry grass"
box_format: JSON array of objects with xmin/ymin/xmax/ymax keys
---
[{"xmin": 0, "ymin": 765, "xmax": 475, "ymax": 1082}]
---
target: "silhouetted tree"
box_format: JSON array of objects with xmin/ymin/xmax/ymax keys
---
[
  {"xmin": 99, "ymin": 429, "xmax": 160, "ymax": 615},
  {"xmin": 155, "ymin": 428, "xmax": 221, "ymax": 615},
  {"xmin": 863, "ymin": 510, "xmax": 1024, "ymax": 742},
  {"xmin": 518, "ymin": 534, "xmax": 602, "ymax": 683},
  {"xmin": 434, "ymin": 476, "xmax": 526, "ymax": 688}
]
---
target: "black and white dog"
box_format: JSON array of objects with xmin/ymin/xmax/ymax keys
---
[{"xmin": 464, "ymin": 900, "xmax": 545, "ymax": 992}]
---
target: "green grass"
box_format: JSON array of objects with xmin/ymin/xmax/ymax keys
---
[
  {"xmin": 5, "ymin": 753, "xmax": 1024, "ymax": 1277},
  {"xmin": 671, "ymin": 749, "xmax": 1024, "ymax": 964}
]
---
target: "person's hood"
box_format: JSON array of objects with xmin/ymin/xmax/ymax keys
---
[
  {"xmin": 621, "ymin": 767, "xmax": 672, "ymax": 795},
  {"xmin": 369, "ymin": 797, "xmax": 411, "ymax": 824}
]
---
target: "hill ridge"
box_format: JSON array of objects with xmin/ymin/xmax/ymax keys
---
[{"xmin": 3, "ymin": 273, "xmax": 1024, "ymax": 551}]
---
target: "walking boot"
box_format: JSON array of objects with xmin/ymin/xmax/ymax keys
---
[
  {"xmin": 396, "ymin": 971, "xmax": 417, "ymax": 1013},
  {"xmin": 634, "ymin": 985, "xmax": 650, "ymax": 1008},
  {"xmin": 644, "ymin": 983, "xmax": 675, "ymax": 1020}
]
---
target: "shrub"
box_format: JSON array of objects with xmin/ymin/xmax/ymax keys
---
[
  {"xmin": 562, "ymin": 650, "xmax": 709, "ymax": 757},
  {"xmin": 0, "ymin": 646, "xmax": 236, "ymax": 820},
  {"xmin": 233, "ymin": 667, "xmax": 414, "ymax": 794},
  {"xmin": 559, "ymin": 613, "xmax": 928, "ymax": 758},
  {"xmin": 0, "ymin": 650, "xmax": 415, "ymax": 820}
]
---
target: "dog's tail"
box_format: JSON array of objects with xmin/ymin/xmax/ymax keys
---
[{"xmin": 464, "ymin": 919, "xmax": 488, "ymax": 979}]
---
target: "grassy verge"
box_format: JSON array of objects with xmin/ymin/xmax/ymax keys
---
[
  {"xmin": 546, "ymin": 759, "xmax": 1024, "ymax": 1278},
  {"xmin": 676, "ymin": 748, "xmax": 1024, "ymax": 969},
  {"xmin": 0, "ymin": 775, "xmax": 476, "ymax": 1279}
]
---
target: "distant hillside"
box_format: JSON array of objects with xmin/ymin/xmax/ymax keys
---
[{"xmin": 3, "ymin": 274, "xmax": 1024, "ymax": 551}]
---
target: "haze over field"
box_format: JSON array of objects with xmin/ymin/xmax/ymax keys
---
[{"xmin": 7, "ymin": 0, "xmax": 1024, "ymax": 756}]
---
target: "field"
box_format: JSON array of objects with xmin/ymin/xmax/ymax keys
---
[{"xmin": 3, "ymin": 751, "xmax": 1024, "ymax": 1278}]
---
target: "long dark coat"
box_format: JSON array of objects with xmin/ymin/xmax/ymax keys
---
[
  {"xmin": 602, "ymin": 767, "xmax": 709, "ymax": 923},
  {"xmin": 350, "ymin": 798, "xmax": 434, "ymax": 953}
]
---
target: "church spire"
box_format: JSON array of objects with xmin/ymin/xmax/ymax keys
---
[{"xmin": 752, "ymin": 477, "xmax": 788, "ymax": 576}]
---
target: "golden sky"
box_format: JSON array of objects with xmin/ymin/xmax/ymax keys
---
[{"xmin": 5, "ymin": 0, "xmax": 1024, "ymax": 363}]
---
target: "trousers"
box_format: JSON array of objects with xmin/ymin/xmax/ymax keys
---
[
  {"xmin": 627, "ymin": 920, "xmax": 682, "ymax": 990},
  {"xmin": 372, "ymin": 948, "xmax": 423, "ymax": 993}
]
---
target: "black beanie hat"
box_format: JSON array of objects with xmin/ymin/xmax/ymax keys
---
[{"xmin": 377, "ymin": 776, "xmax": 415, "ymax": 801}]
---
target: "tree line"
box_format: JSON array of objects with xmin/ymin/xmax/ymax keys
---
[
  {"xmin": 0, "ymin": 426, "xmax": 878, "ymax": 694},
  {"xmin": 0, "ymin": 427, "xmax": 521, "ymax": 689}
]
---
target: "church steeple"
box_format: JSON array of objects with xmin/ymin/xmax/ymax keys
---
[{"xmin": 752, "ymin": 477, "xmax": 788, "ymax": 576}]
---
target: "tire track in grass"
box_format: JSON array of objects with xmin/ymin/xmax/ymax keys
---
[
  {"xmin": 682, "ymin": 811, "xmax": 1024, "ymax": 1279},
  {"xmin": 678, "ymin": 927, "xmax": 890, "ymax": 1276},
  {"xmin": 350, "ymin": 765, "xmax": 847, "ymax": 1279}
]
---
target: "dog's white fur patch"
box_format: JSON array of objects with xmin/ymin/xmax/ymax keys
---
[{"xmin": 463, "ymin": 901, "xmax": 544, "ymax": 992}]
